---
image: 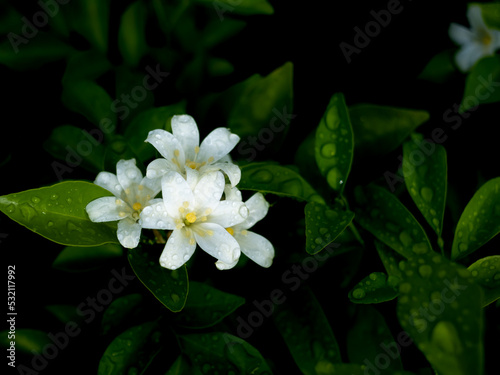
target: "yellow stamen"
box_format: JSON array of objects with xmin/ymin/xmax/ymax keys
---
[
  {"xmin": 208, "ymin": 156, "xmax": 214, "ymax": 163},
  {"xmin": 226, "ymin": 227, "xmax": 234, "ymax": 236},
  {"xmin": 241, "ymin": 230, "xmax": 248, "ymax": 236},
  {"xmin": 115, "ymin": 199, "xmax": 122, "ymax": 205},
  {"xmin": 179, "ymin": 207, "xmax": 185, "ymax": 213},
  {"xmin": 200, "ymin": 216, "xmax": 207, "ymax": 222},
  {"xmin": 138, "ymin": 185, "xmax": 144, "ymax": 191},
  {"xmin": 189, "ymin": 238, "xmax": 196, "ymax": 245},
  {"xmin": 183, "ymin": 201, "xmax": 189, "ymax": 208},
  {"xmin": 119, "ymin": 211, "xmax": 127, "ymax": 217},
  {"xmin": 188, "ymin": 162, "xmax": 197, "ymax": 169},
  {"xmin": 186, "ymin": 212, "xmax": 197, "ymax": 223},
  {"xmin": 132, "ymin": 202, "xmax": 142, "ymax": 211},
  {"xmin": 174, "ymin": 149, "xmax": 180, "ymax": 157},
  {"xmin": 206, "ymin": 230, "xmax": 214, "ymax": 236}
]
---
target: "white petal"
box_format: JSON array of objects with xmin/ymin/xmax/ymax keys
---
[
  {"xmin": 455, "ymin": 43, "xmax": 485, "ymax": 72},
  {"xmin": 209, "ymin": 200, "xmax": 249, "ymax": 228},
  {"xmin": 145, "ymin": 129, "xmax": 185, "ymax": 170},
  {"xmin": 240, "ymin": 193, "xmax": 269, "ymax": 229},
  {"xmin": 185, "ymin": 168, "xmax": 200, "ymax": 191},
  {"xmin": 202, "ymin": 162, "xmax": 241, "ymax": 187},
  {"xmin": 215, "ymin": 258, "xmax": 239, "ymax": 270},
  {"xmin": 139, "ymin": 176, "xmax": 162, "ymax": 198},
  {"xmin": 86, "ymin": 197, "xmax": 130, "ymax": 222},
  {"xmin": 117, "ymin": 218, "xmax": 142, "ymax": 249},
  {"xmin": 161, "ymin": 171, "xmax": 195, "ymax": 217},
  {"xmin": 449, "ymin": 23, "xmax": 473, "ymax": 45},
  {"xmin": 146, "ymin": 158, "xmax": 173, "ymax": 179},
  {"xmin": 234, "ymin": 230, "xmax": 274, "ymax": 268},
  {"xmin": 171, "ymin": 115, "xmax": 200, "ymax": 161},
  {"xmin": 94, "ymin": 172, "xmax": 123, "ymax": 197},
  {"xmin": 139, "ymin": 201, "xmax": 176, "ymax": 229},
  {"xmin": 159, "ymin": 228, "xmax": 196, "ymax": 270},
  {"xmin": 467, "ymin": 5, "xmax": 486, "ymax": 32},
  {"xmin": 198, "ymin": 128, "xmax": 240, "ymax": 164},
  {"xmin": 193, "ymin": 171, "xmax": 225, "ymax": 212},
  {"xmin": 224, "ymin": 185, "xmax": 243, "ymax": 202},
  {"xmin": 116, "ymin": 159, "xmax": 143, "ymax": 191},
  {"xmin": 193, "ymin": 222, "xmax": 240, "ymax": 264}
]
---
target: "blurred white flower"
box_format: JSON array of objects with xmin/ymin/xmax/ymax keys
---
[
  {"xmin": 145, "ymin": 114, "xmax": 241, "ymax": 187},
  {"xmin": 86, "ymin": 159, "xmax": 161, "ymax": 249},
  {"xmin": 216, "ymin": 186, "xmax": 274, "ymax": 270},
  {"xmin": 140, "ymin": 171, "xmax": 249, "ymax": 270},
  {"xmin": 449, "ymin": 5, "xmax": 500, "ymax": 72}
]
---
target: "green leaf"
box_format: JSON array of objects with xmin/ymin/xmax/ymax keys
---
[
  {"xmin": 418, "ymin": 49, "xmax": 456, "ymax": 83},
  {"xmin": 468, "ymin": 255, "xmax": 500, "ymax": 306},
  {"xmin": 471, "ymin": 2, "xmax": 500, "ymax": 29},
  {"xmin": 62, "ymin": 80, "xmax": 117, "ymax": 129},
  {"xmin": 349, "ymin": 104, "xmax": 429, "ymax": 158},
  {"xmin": 52, "ymin": 244, "xmax": 123, "ymax": 272},
  {"xmin": 98, "ymin": 321, "xmax": 158, "ymax": 375},
  {"xmin": 174, "ymin": 281, "xmax": 244, "ymax": 329},
  {"xmin": 124, "ymin": 102, "xmax": 186, "ymax": 162},
  {"xmin": 101, "ymin": 294, "xmax": 143, "ymax": 335},
  {"xmin": 195, "ymin": 0, "xmax": 274, "ymax": 17},
  {"xmin": 207, "ymin": 57, "xmax": 234, "ymax": 77},
  {"xmin": 461, "ymin": 55, "xmax": 500, "ymax": 112},
  {"xmin": 45, "ymin": 304, "xmax": 85, "ymax": 326},
  {"xmin": 0, "ymin": 181, "xmax": 119, "ymax": 246},
  {"xmin": 315, "ymin": 93, "xmax": 354, "ymax": 193},
  {"xmin": 347, "ymin": 306, "xmax": 403, "ymax": 371},
  {"xmin": 304, "ymin": 202, "xmax": 354, "ymax": 254},
  {"xmin": 178, "ymin": 332, "xmax": 272, "ymax": 374},
  {"xmin": 348, "ymin": 272, "xmax": 399, "ymax": 304},
  {"xmin": 239, "ymin": 162, "xmax": 325, "ymax": 203},
  {"xmin": 202, "ymin": 18, "xmax": 247, "ymax": 49},
  {"xmin": 403, "ymin": 133, "xmax": 447, "ymax": 239},
  {"xmin": 374, "ymin": 240, "xmax": 404, "ymax": 280},
  {"xmin": 0, "ymin": 329, "xmax": 51, "ymax": 354},
  {"xmin": 43, "ymin": 125, "xmax": 107, "ymax": 174},
  {"xmin": 354, "ymin": 184, "xmax": 433, "ymax": 259},
  {"xmin": 62, "ymin": 50, "xmax": 111, "ymax": 83},
  {"xmin": 451, "ymin": 177, "xmax": 500, "ymax": 260},
  {"xmin": 273, "ymin": 288, "xmax": 341, "ymax": 374},
  {"xmin": 69, "ymin": 0, "xmax": 110, "ymax": 53},
  {"xmin": 118, "ymin": 1, "xmax": 148, "ymax": 67},
  {"xmin": 0, "ymin": 33, "xmax": 72, "ymax": 70},
  {"xmin": 397, "ymin": 253, "xmax": 484, "ymax": 375},
  {"xmin": 165, "ymin": 355, "xmax": 193, "ymax": 375},
  {"xmin": 127, "ymin": 247, "xmax": 188, "ymax": 312}
]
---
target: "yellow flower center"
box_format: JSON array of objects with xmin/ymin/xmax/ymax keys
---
[
  {"xmin": 132, "ymin": 202, "xmax": 142, "ymax": 211},
  {"xmin": 185, "ymin": 212, "xmax": 197, "ymax": 224},
  {"xmin": 226, "ymin": 227, "xmax": 234, "ymax": 236}
]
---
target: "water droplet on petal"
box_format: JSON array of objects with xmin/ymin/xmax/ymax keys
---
[{"xmin": 238, "ymin": 205, "xmax": 249, "ymax": 218}]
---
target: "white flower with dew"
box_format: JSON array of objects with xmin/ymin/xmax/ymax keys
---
[
  {"xmin": 139, "ymin": 170, "xmax": 249, "ymax": 270},
  {"xmin": 216, "ymin": 186, "xmax": 274, "ymax": 270},
  {"xmin": 86, "ymin": 159, "xmax": 161, "ymax": 249},
  {"xmin": 145, "ymin": 114, "xmax": 241, "ymax": 187},
  {"xmin": 449, "ymin": 5, "xmax": 500, "ymax": 72}
]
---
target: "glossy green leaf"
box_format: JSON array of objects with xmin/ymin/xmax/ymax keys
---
[
  {"xmin": 178, "ymin": 332, "xmax": 272, "ymax": 374},
  {"xmin": 451, "ymin": 177, "xmax": 500, "ymax": 259},
  {"xmin": 461, "ymin": 55, "xmax": 500, "ymax": 112},
  {"xmin": 315, "ymin": 93, "xmax": 354, "ymax": 193},
  {"xmin": 403, "ymin": 133, "xmax": 447, "ymax": 239},
  {"xmin": 471, "ymin": 2, "xmax": 500, "ymax": 29},
  {"xmin": 468, "ymin": 255, "xmax": 500, "ymax": 306},
  {"xmin": 347, "ymin": 306, "xmax": 403, "ymax": 371},
  {"xmin": 354, "ymin": 184, "xmax": 433, "ymax": 259},
  {"xmin": 348, "ymin": 272, "xmax": 399, "ymax": 304},
  {"xmin": 101, "ymin": 294, "xmax": 143, "ymax": 335},
  {"xmin": 174, "ymin": 281, "xmax": 245, "ymax": 329},
  {"xmin": 118, "ymin": 1, "xmax": 148, "ymax": 67},
  {"xmin": 273, "ymin": 288, "xmax": 341, "ymax": 374},
  {"xmin": 44, "ymin": 125, "xmax": 107, "ymax": 174},
  {"xmin": 304, "ymin": 202, "xmax": 354, "ymax": 254},
  {"xmin": 103, "ymin": 134, "xmax": 139, "ymax": 173},
  {"xmin": 127, "ymin": 247, "xmax": 188, "ymax": 312},
  {"xmin": 98, "ymin": 321, "xmax": 158, "ymax": 375},
  {"xmin": 124, "ymin": 102, "xmax": 186, "ymax": 162},
  {"xmin": 349, "ymin": 104, "xmax": 429, "ymax": 158},
  {"xmin": 69, "ymin": 0, "xmax": 110, "ymax": 53},
  {"xmin": 375, "ymin": 240, "xmax": 404, "ymax": 280},
  {"xmin": 195, "ymin": 0, "xmax": 274, "ymax": 18},
  {"xmin": 0, "ymin": 33, "xmax": 72, "ymax": 70},
  {"xmin": 418, "ymin": 49, "xmax": 456, "ymax": 83},
  {"xmin": 0, "ymin": 329, "xmax": 51, "ymax": 354},
  {"xmin": 0, "ymin": 181, "xmax": 118, "ymax": 246},
  {"xmin": 52, "ymin": 244, "xmax": 123, "ymax": 272},
  {"xmin": 62, "ymin": 80, "xmax": 117, "ymax": 129},
  {"xmin": 397, "ymin": 253, "xmax": 484, "ymax": 375},
  {"xmin": 165, "ymin": 355, "xmax": 193, "ymax": 375},
  {"xmin": 239, "ymin": 162, "xmax": 325, "ymax": 203}
]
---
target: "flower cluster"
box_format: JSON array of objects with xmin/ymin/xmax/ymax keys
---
[{"xmin": 85, "ymin": 115, "xmax": 274, "ymax": 270}]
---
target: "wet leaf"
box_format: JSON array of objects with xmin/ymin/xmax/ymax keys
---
[
  {"xmin": 451, "ymin": 177, "xmax": 500, "ymax": 259},
  {"xmin": 127, "ymin": 247, "xmax": 188, "ymax": 312},
  {"xmin": 375, "ymin": 240, "xmax": 404, "ymax": 280},
  {"xmin": 101, "ymin": 294, "xmax": 143, "ymax": 335},
  {"xmin": 52, "ymin": 244, "xmax": 123, "ymax": 272},
  {"xmin": 0, "ymin": 329, "xmax": 51, "ymax": 354},
  {"xmin": 397, "ymin": 253, "xmax": 484, "ymax": 375},
  {"xmin": 165, "ymin": 355, "xmax": 193, "ymax": 375},
  {"xmin": 0, "ymin": 181, "xmax": 118, "ymax": 246},
  {"xmin": 468, "ymin": 255, "xmax": 500, "ymax": 306},
  {"xmin": 418, "ymin": 49, "xmax": 456, "ymax": 83},
  {"xmin": 461, "ymin": 55, "xmax": 500, "ymax": 112},
  {"xmin": 304, "ymin": 202, "xmax": 354, "ymax": 254},
  {"xmin": 348, "ymin": 272, "xmax": 399, "ymax": 304}
]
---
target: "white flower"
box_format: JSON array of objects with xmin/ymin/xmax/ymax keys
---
[
  {"xmin": 86, "ymin": 159, "xmax": 161, "ymax": 249},
  {"xmin": 145, "ymin": 114, "xmax": 241, "ymax": 187},
  {"xmin": 449, "ymin": 5, "xmax": 500, "ymax": 72},
  {"xmin": 215, "ymin": 186, "xmax": 274, "ymax": 270},
  {"xmin": 139, "ymin": 170, "xmax": 249, "ymax": 270}
]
